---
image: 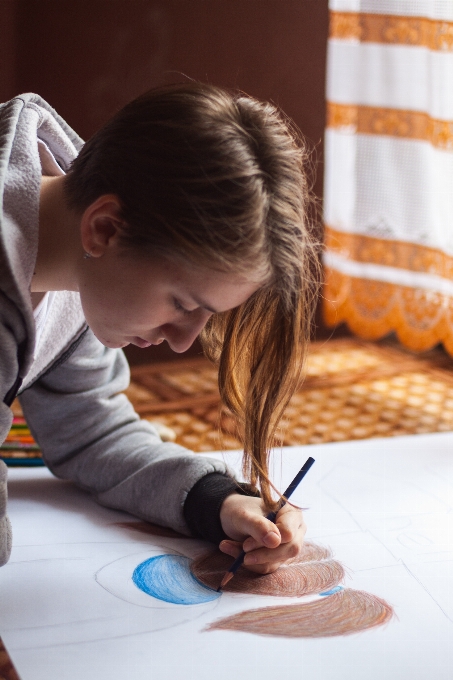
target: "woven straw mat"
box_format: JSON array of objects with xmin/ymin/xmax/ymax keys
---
[
  {"xmin": 126, "ymin": 338, "xmax": 453, "ymax": 452},
  {"xmin": 4, "ymin": 337, "xmax": 453, "ymax": 462}
]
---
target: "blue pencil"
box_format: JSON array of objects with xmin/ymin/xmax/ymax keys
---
[{"xmin": 218, "ymin": 456, "xmax": 315, "ymax": 590}]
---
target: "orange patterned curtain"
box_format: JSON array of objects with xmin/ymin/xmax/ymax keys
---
[{"xmin": 323, "ymin": 0, "xmax": 453, "ymax": 354}]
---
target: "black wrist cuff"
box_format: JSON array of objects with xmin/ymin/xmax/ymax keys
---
[{"xmin": 183, "ymin": 472, "xmax": 260, "ymax": 545}]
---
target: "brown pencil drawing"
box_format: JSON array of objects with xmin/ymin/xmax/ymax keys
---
[
  {"xmin": 113, "ymin": 526, "xmax": 394, "ymax": 637},
  {"xmin": 191, "ymin": 541, "xmax": 394, "ymax": 637},
  {"xmin": 207, "ymin": 588, "xmax": 394, "ymax": 637},
  {"xmin": 191, "ymin": 542, "xmax": 344, "ymax": 597}
]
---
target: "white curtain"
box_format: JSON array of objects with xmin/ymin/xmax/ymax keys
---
[{"xmin": 323, "ymin": 0, "xmax": 453, "ymax": 354}]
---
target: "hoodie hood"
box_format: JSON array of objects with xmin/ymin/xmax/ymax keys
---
[{"xmin": 0, "ymin": 94, "xmax": 83, "ymax": 378}]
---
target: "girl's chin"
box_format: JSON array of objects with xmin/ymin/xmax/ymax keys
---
[
  {"xmin": 104, "ymin": 341, "xmax": 129, "ymax": 349},
  {"xmin": 92, "ymin": 331, "xmax": 129, "ymax": 349},
  {"xmin": 131, "ymin": 337, "xmax": 153, "ymax": 348}
]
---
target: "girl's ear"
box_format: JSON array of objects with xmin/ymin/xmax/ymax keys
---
[{"xmin": 80, "ymin": 194, "xmax": 124, "ymax": 257}]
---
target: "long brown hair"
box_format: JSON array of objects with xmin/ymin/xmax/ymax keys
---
[{"xmin": 65, "ymin": 82, "xmax": 320, "ymax": 509}]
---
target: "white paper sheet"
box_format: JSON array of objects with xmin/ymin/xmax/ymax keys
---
[{"xmin": 1, "ymin": 432, "xmax": 452, "ymax": 680}]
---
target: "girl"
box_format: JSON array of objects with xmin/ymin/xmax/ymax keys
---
[{"xmin": 0, "ymin": 83, "xmax": 319, "ymax": 573}]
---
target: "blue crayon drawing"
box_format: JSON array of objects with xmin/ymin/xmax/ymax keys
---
[
  {"xmin": 320, "ymin": 585, "xmax": 343, "ymax": 597},
  {"xmin": 132, "ymin": 555, "xmax": 221, "ymax": 605}
]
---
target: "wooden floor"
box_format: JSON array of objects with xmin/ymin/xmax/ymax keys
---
[{"xmin": 0, "ymin": 638, "xmax": 20, "ymax": 680}]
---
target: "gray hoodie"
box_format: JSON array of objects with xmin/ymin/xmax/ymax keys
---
[{"xmin": 0, "ymin": 94, "xmax": 240, "ymax": 565}]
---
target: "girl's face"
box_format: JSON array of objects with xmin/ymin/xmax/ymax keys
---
[{"xmin": 77, "ymin": 249, "xmax": 261, "ymax": 351}]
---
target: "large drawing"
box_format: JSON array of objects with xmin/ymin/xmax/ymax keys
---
[
  {"xmin": 194, "ymin": 546, "xmax": 393, "ymax": 637},
  {"xmin": 0, "ymin": 434, "xmax": 452, "ymax": 680},
  {"xmin": 110, "ymin": 525, "xmax": 394, "ymax": 637}
]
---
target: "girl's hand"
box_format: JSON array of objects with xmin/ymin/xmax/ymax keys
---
[{"xmin": 219, "ymin": 494, "xmax": 306, "ymax": 574}]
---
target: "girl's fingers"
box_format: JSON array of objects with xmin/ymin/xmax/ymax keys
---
[
  {"xmin": 219, "ymin": 537, "xmax": 300, "ymax": 566},
  {"xmin": 241, "ymin": 536, "xmax": 262, "ymax": 552},
  {"xmin": 219, "ymin": 540, "xmax": 243, "ymax": 558},
  {"xmin": 275, "ymin": 505, "xmax": 306, "ymax": 543},
  {"xmin": 241, "ymin": 513, "xmax": 281, "ymax": 548},
  {"xmin": 219, "ymin": 495, "xmax": 307, "ymax": 574},
  {"xmin": 243, "ymin": 508, "xmax": 306, "ymax": 571},
  {"xmin": 219, "ymin": 494, "xmax": 282, "ymax": 545},
  {"xmin": 243, "ymin": 561, "xmax": 283, "ymax": 575},
  {"xmin": 243, "ymin": 539, "xmax": 301, "ymax": 567},
  {"xmin": 220, "ymin": 528, "xmax": 305, "ymax": 571},
  {"xmin": 219, "ymin": 541, "xmax": 285, "ymax": 575},
  {"xmin": 217, "ymin": 543, "xmax": 281, "ymax": 575}
]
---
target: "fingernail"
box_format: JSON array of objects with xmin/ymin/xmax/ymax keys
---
[
  {"xmin": 263, "ymin": 531, "xmax": 279, "ymax": 546},
  {"xmin": 245, "ymin": 554, "xmax": 257, "ymax": 565},
  {"xmin": 219, "ymin": 542, "xmax": 231, "ymax": 553}
]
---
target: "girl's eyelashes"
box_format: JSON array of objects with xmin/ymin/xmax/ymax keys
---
[{"xmin": 173, "ymin": 298, "xmax": 193, "ymax": 316}]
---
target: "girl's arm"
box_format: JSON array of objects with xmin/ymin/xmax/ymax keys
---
[
  {"xmin": 19, "ymin": 328, "xmax": 306, "ymax": 568},
  {"xmin": 18, "ymin": 328, "xmax": 235, "ymax": 536}
]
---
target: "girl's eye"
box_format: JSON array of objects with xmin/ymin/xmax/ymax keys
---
[{"xmin": 173, "ymin": 298, "xmax": 192, "ymax": 316}]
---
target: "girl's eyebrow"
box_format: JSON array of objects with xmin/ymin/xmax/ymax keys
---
[{"xmin": 190, "ymin": 295, "xmax": 218, "ymax": 314}]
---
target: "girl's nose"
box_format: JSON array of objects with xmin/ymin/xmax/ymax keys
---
[{"xmin": 160, "ymin": 315, "xmax": 209, "ymax": 353}]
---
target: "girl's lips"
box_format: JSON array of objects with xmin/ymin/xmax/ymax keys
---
[{"xmin": 132, "ymin": 337, "xmax": 152, "ymax": 348}]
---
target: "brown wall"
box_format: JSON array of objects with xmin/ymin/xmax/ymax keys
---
[
  {"xmin": 4, "ymin": 0, "xmax": 330, "ymax": 364},
  {"xmin": 0, "ymin": 0, "xmax": 17, "ymax": 101}
]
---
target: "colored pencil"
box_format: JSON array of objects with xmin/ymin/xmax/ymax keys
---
[{"xmin": 1, "ymin": 416, "xmax": 44, "ymax": 466}]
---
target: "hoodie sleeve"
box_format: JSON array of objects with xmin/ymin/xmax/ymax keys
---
[
  {"xmin": 0, "ymin": 292, "xmax": 26, "ymax": 443},
  {"xmin": 18, "ymin": 328, "xmax": 238, "ymax": 537}
]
